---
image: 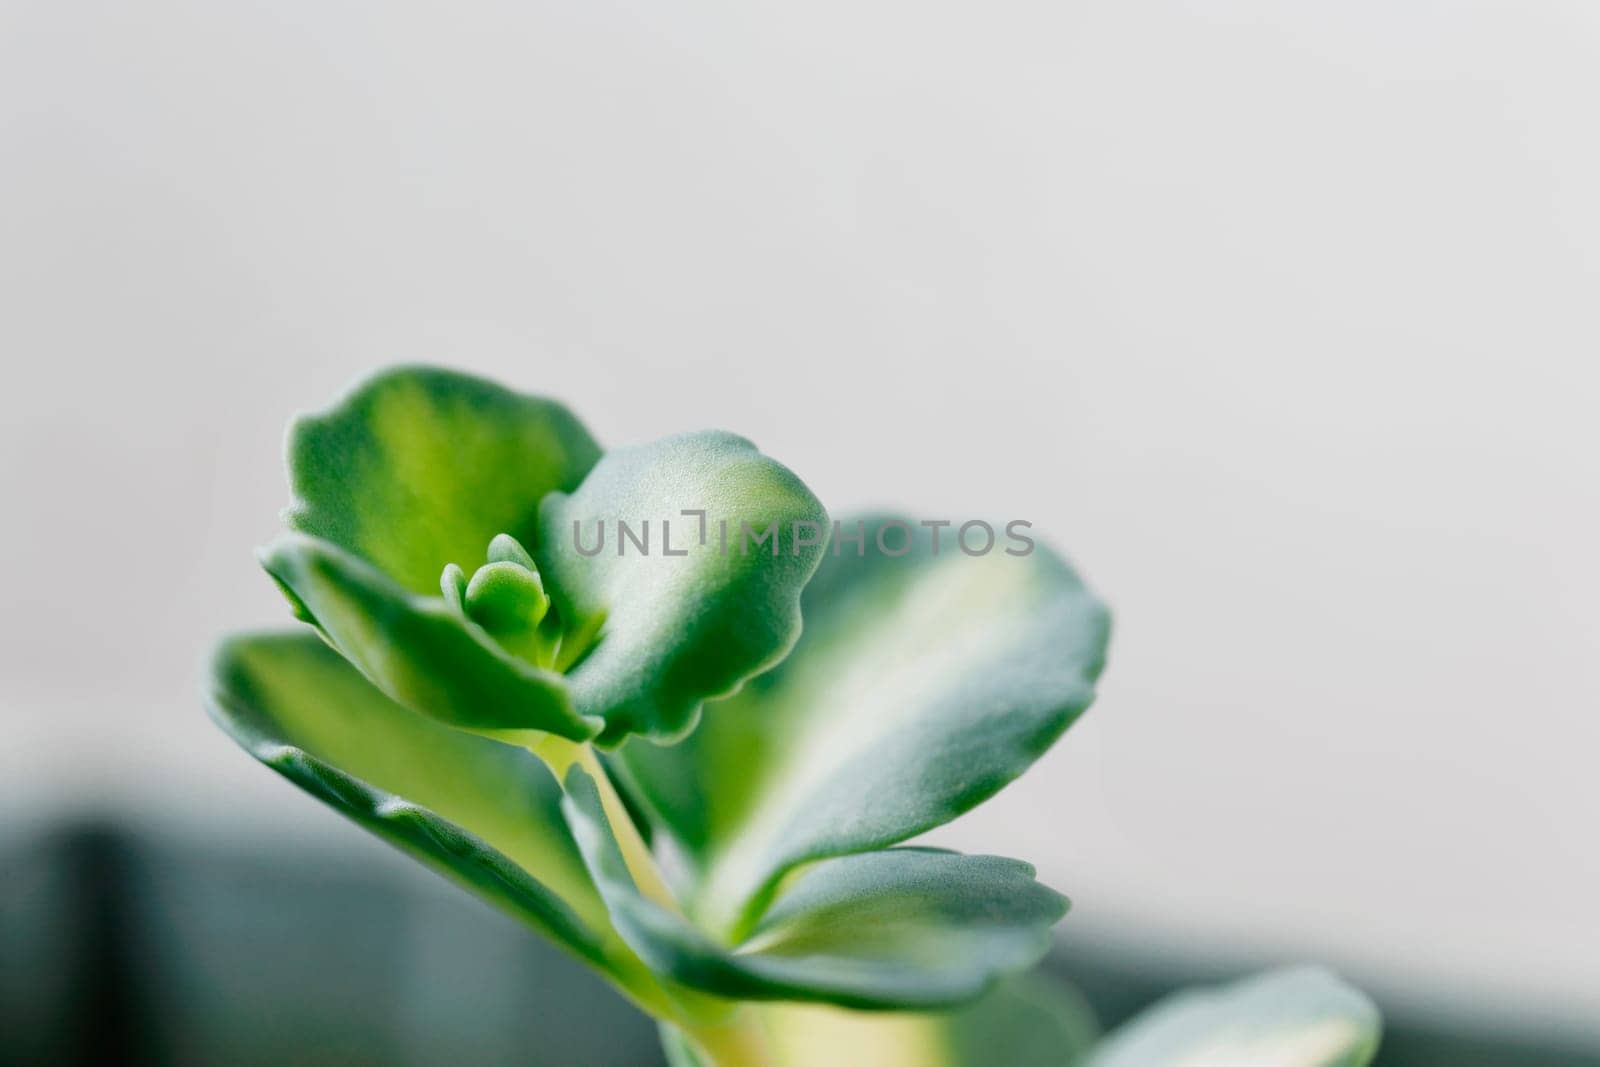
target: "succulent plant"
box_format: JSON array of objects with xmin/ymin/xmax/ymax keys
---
[{"xmin": 208, "ymin": 366, "xmax": 1378, "ymax": 1065}]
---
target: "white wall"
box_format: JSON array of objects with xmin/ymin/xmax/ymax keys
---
[{"xmin": 3, "ymin": 0, "xmax": 1596, "ymax": 1034}]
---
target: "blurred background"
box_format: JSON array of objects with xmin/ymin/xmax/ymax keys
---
[{"xmin": 2, "ymin": 1, "xmax": 1597, "ymax": 1063}]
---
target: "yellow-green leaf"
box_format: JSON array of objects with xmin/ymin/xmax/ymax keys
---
[
  {"xmin": 285, "ymin": 365, "xmax": 601, "ymax": 595},
  {"xmin": 206, "ymin": 633, "xmax": 644, "ymax": 986}
]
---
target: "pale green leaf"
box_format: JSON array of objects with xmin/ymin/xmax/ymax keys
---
[
  {"xmin": 619, "ymin": 516, "xmax": 1109, "ymax": 934},
  {"xmin": 1089, "ymin": 967, "xmax": 1382, "ymax": 1067}
]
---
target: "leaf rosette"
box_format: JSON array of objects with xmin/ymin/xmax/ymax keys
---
[
  {"xmin": 259, "ymin": 366, "xmax": 827, "ymax": 748},
  {"xmin": 208, "ymin": 366, "xmax": 1117, "ymax": 1063}
]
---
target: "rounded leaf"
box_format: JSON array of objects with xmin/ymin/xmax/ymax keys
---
[
  {"xmin": 285, "ymin": 366, "xmax": 601, "ymax": 595},
  {"xmin": 536, "ymin": 431, "xmax": 828, "ymax": 744},
  {"xmin": 619, "ymin": 516, "xmax": 1110, "ymax": 933}
]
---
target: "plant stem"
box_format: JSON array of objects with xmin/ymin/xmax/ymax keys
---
[
  {"xmin": 679, "ymin": 1006, "xmax": 778, "ymax": 1067},
  {"xmin": 530, "ymin": 733, "xmax": 681, "ymax": 913},
  {"xmin": 531, "ymin": 735, "xmax": 775, "ymax": 1065}
]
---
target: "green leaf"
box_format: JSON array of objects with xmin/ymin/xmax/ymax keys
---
[
  {"xmin": 205, "ymin": 632, "xmax": 619, "ymax": 964},
  {"xmin": 618, "ymin": 516, "xmax": 1110, "ymax": 933},
  {"xmin": 935, "ymin": 972, "xmax": 1099, "ymax": 1066},
  {"xmin": 285, "ymin": 365, "xmax": 601, "ymax": 595},
  {"xmin": 662, "ymin": 972, "xmax": 1099, "ymax": 1066},
  {"xmin": 1089, "ymin": 967, "xmax": 1382, "ymax": 1067},
  {"xmin": 734, "ymin": 848, "xmax": 1068, "ymax": 1007},
  {"xmin": 561, "ymin": 766, "xmax": 1066, "ymax": 1010},
  {"xmin": 259, "ymin": 534, "xmax": 599, "ymax": 742},
  {"xmin": 535, "ymin": 431, "xmax": 828, "ymax": 745}
]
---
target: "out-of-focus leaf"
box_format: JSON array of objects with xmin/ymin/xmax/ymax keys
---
[
  {"xmin": 1088, "ymin": 967, "xmax": 1382, "ymax": 1067},
  {"xmin": 259, "ymin": 534, "xmax": 598, "ymax": 743},
  {"xmin": 561, "ymin": 766, "xmax": 1065, "ymax": 1010},
  {"xmin": 661, "ymin": 971, "xmax": 1099, "ymax": 1066},
  {"xmin": 536, "ymin": 431, "xmax": 827, "ymax": 745},
  {"xmin": 620, "ymin": 517, "xmax": 1109, "ymax": 933},
  {"xmin": 284, "ymin": 365, "xmax": 601, "ymax": 595}
]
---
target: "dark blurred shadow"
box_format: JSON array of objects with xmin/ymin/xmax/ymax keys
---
[
  {"xmin": 2, "ymin": 821, "xmax": 659, "ymax": 1066},
  {"xmin": 3, "ymin": 823, "xmax": 1596, "ymax": 1066}
]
